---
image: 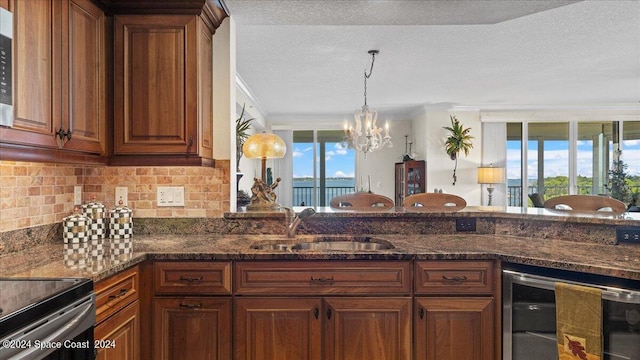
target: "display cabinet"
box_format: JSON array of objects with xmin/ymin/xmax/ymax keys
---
[{"xmin": 395, "ymin": 160, "xmax": 425, "ymax": 205}]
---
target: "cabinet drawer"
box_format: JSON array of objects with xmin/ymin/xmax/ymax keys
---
[
  {"xmin": 154, "ymin": 261, "xmax": 232, "ymax": 295},
  {"xmin": 96, "ymin": 265, "xmax": 139, "ymax": 324},
  {"xmin": 414, "ymin": 261, "xmax": 495, "ymax": 295},
  {"xmin": 235, "ymin": 261, "xmax": 412, "ymax": 295}
]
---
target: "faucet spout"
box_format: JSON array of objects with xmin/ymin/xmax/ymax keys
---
[{"xmin": 285, "ymin": 207, "xmax": 316, "ymax": 238}]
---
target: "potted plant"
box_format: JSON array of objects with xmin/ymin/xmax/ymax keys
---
[
  {"xmin": 443, "ymin": 115, "xmax": 473, "ymax": 185},
  {"xmin": 236, "ymin": 103, "xmax": 255, "ymax": 172}
]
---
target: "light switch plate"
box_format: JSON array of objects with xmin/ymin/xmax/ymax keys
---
[
  {"xmin": 157, "ymin": 186, "xmax": 185, "ymax": 207},
  {"xmin": 115, "ymin": 187, "xmax": 128, "ymax": 206}
]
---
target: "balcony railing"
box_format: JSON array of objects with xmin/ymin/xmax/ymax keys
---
[
  {"xmin": 507, "ymin": 185, "xmax": 640, "ymax": 207},
  {"xmin": 293, "ymin": 186, "xmax": 355, "ymax": 206}
]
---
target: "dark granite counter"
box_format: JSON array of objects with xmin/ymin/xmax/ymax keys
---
[{"xmin": 1, "ymin": 233, "xmax": 639, "ymax": 283}]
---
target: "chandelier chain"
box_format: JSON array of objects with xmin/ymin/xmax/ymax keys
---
[{"xmin": 363, "ymin": 51, "xmax": 376, "ymax": 107}]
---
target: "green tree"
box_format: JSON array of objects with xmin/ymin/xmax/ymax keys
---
[{"xmin": 609, "ymin": 157, "xmax": 630, "ymax": 203}]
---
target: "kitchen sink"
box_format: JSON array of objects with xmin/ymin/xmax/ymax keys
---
[{"xmin": 249, "ymin": 236, "xmax": 395, "ymax": 251}]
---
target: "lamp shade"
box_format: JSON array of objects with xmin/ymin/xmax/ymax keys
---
[
  {"xmin": 242, "ymin": 132, "xmax": 286, "ymax": 159},
  {"xmin": 477, "ymin": 166, "xmax": 505, "ymax": 184}
]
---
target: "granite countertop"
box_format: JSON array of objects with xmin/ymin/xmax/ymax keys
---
[
  {"xmin": 1, "ymin": 233, "xmax": 639, "ymax": 283},
  {"xmin": 227, "ymin": 206, "xmax": 640, "ymax": 225}
]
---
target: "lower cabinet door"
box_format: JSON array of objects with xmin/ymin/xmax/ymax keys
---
[
  {"xmin": 234, "ymin": 297, "xmax": 323, "ymax": 360},
  {"xmin": 153, "ymin": 297, "xmax": 232, "ymax": 360},
  {"xmin": 95, "ymin": 299, "xmax": 140, "ymax": 360},
  {"xmin": 324, "ymin": 297, "xmax": 412, "ymax": 360},
  {"xmin": 414, "ymin": 297, "xmax": 495, "ymax": 360}
]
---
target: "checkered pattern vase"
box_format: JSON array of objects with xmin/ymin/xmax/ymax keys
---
[
  {"xmin": 62, "ymin": 212, "xmax": 89, "ymax": 244},
  {"xmin": 82, "ymin": 202, "xmax": 106, "ymax": 240},
  {"xmin": 64, "ymin": 240, "xmax": 88, "ymax": 268},
  {"xmin": 88, "ymin": 238, "xmax": 105, "ymax": 271},
  {"xmin": 109, "ymin": 205, "xmax": 133, "ymax": 239},
  {"xmin": 110, "ymin": 238, "xmax": 133, "ymax": 264}
]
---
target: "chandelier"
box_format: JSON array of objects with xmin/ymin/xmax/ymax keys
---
[{"xmin": 343, "ymin": 50, "xmax": 392, "ymax": 157}]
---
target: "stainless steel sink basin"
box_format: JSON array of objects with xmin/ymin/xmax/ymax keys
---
[
  {"xmin": 250, "ymin": 243, "xmax": 294, "ymax": 251},
  {"xmin": 292, "ymin": 240, "xmax": 394, "ymax": 251},
  {"xmin": 249, "ymin": 236, "xmax": 395, "ymax": 251}
]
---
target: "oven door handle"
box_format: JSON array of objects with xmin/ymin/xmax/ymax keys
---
[
  {"xmin": 504, "ymin": 270, "xmax": 640, "ymax": 304},
  {"xmin": 8, "ymin": 297, "xmax": 95, "ymax": 360}
]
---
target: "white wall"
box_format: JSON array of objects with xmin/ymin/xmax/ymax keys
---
[
  {"xmin": 411, "ymin": 108, "xmax": 483, "ymax": 206},
  {"xmin": 356, "ymin": 120, "xmax": 412, "ymax": 199},
  {"xmin": 212, "ymin": 18, "xmax": 236, "ymax": 208},
  {"xmin": 235, "ymin": 89, "xmax": 266, "ymax": 194}
]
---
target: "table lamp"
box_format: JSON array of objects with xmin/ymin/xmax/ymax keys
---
[
  {"xmin": 477, "ymin": 165, "xmax": 504, "ymax": 206},
  {"xmin": 242, "ymin": 132, "xmax": 286, "ymax": 210}
]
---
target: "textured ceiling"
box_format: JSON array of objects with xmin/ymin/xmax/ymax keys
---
[{"xmin": 226, "ymin": 0, "xmax": 640, "ymax": 120}]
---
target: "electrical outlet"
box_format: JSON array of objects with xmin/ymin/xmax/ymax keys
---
[
  {"xmin": 157, "ymin": 186, "xmax": 185, "ymax": 207},
  {"xmin": 115, "ymin": 187, "xmax": 128, "ymax": 206},
  {"xmin": 73, "ymin": 186, "xmax": 82, "ymax": 205},
  {"xmin": 616, "ymin": 226, "xmax": 640, "ymax": 244},
  {"xmin": 455, "ymin": 217, "xmax": 477, "ymax": 232}
]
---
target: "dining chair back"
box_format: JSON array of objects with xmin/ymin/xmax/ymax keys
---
[
  {"xmin": 543, "ymin": 194, "xmax": 627, "ymax": 214},
  {"xmin": 329, "ymin": 193, "xmax": 395, "ymax": 211},
  {"xmin": 402, "ymin": 193, "xmax": 467, "ymax": 212}
]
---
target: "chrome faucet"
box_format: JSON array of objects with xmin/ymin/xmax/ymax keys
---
[{"xmin": 284, "ymin": 207, "xmax": 316, "ymax": 238}]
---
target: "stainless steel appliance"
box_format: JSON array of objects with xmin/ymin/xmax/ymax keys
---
[
  {"xmin": 0, "ymin": 278, "xmax": 95, "ymax": 359},
  {"xmin": 503, "ymin": 264, "xmax": 640, "ymax": 360}
]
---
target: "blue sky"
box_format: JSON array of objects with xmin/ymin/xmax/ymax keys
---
[{"xmin": 292, "ymin": 142, "xmax": 355, "ymax": 178}]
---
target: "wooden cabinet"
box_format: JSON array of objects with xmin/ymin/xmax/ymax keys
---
[
  {"xmin": 414, "ymin": 297, "xmax": 494, "ymax": 360},
  {"xmin": 395, "ymin": 160, "xmax": 426, "ymax": 205},
  {"xmin": 413, "ymin": 261, "xmax": 498, "ymax": 360},
  {"xmin": 94, "ymin": 265, "xmax": 140, "ymax": 360},
  {"xmin": 0, "ymin": 0, "xmax": 107, "ymax": 163},
  {"xmin": 95, "ymin": 300, "xmax": 140, "ymax": 360},
  {"xmin": 153, "ymin": 297, "xmax": 231, "ymax": 360},
  {"xmin": 234, "ymin": 260, "xmax": 412, "ymax": 295},
  {"xmin": 112, "ymin": 13, "xmax": 214, "ymax": 166},
  {"xmin": 234, "ymin": 297, "xmax": 323, "ymax": 360},
  {"xmin": 324, "ymin": 297, "xmax": 411, "ymax": 360},
  {"xmin": 234, "ymin": 261, "xmax": 413, "ymax": 360},
  {"xmin": 152, "ymin": 261, "xmax": 232, "ymax": 360}
]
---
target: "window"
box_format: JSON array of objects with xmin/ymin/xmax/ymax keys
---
[
  {"xmin": 506, "ymin": 123, "xmax": 523, "ymax": 206},
  {"xmin": 528, "ymin": 122, "xmax": 570, "ymax": 200},
  {"xmin": 577, "ymin": 122, "xmax": 616, "ymax": 195},
  {"xmin": 505, "ymin": 120, "xmax": 639, "ymax": 207},
  {"xmin": 292, "ymin": 130, "xmax": 355, "ymax": 206},
  {"xmin": 623, "ymin": 121, "xmax": 640, "ymax": 202}
]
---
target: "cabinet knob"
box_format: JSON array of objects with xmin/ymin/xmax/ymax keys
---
[{"xmin": 419, "ymin": 307, "xmax": 425, "ymax": 320}]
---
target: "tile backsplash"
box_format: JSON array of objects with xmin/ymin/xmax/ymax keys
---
[{"xmin": 0, "ymin": 160, "xmax": 230, "ymax": 232}]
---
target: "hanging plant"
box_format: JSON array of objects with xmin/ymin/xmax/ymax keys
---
[
  {"xmin": 443, "ymin": 115, "xmax": 474, "ymax": 185},
  {"xmin": 236, "ymin": 104, "xmax": 255, "ymax": 172}
]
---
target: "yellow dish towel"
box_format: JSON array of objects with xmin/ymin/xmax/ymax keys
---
[{"xmin": 555, "ymin": 282, "xmax": 603, "ymax": 360}]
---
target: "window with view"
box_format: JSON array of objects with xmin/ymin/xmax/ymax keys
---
[
  {"xmin": 292, "ymin": 130, "xmax": 356, "ymax": 206},
  {"xmin": 506, "ymin": 120, "xmax": 639, "ymax": 208}
]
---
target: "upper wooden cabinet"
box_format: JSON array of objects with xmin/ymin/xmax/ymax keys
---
[
  {"xmin": 111, "ymin": 13, "xmax": 214, "ymax": 166},
  {"xmin": 0, "ymin": 0, "xmax": 107, "ymax": 163}
]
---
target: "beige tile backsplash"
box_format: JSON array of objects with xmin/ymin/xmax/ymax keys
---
[{"xmin": 0, "ymin": 161, "xmax": 230, "ymax": 232}]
